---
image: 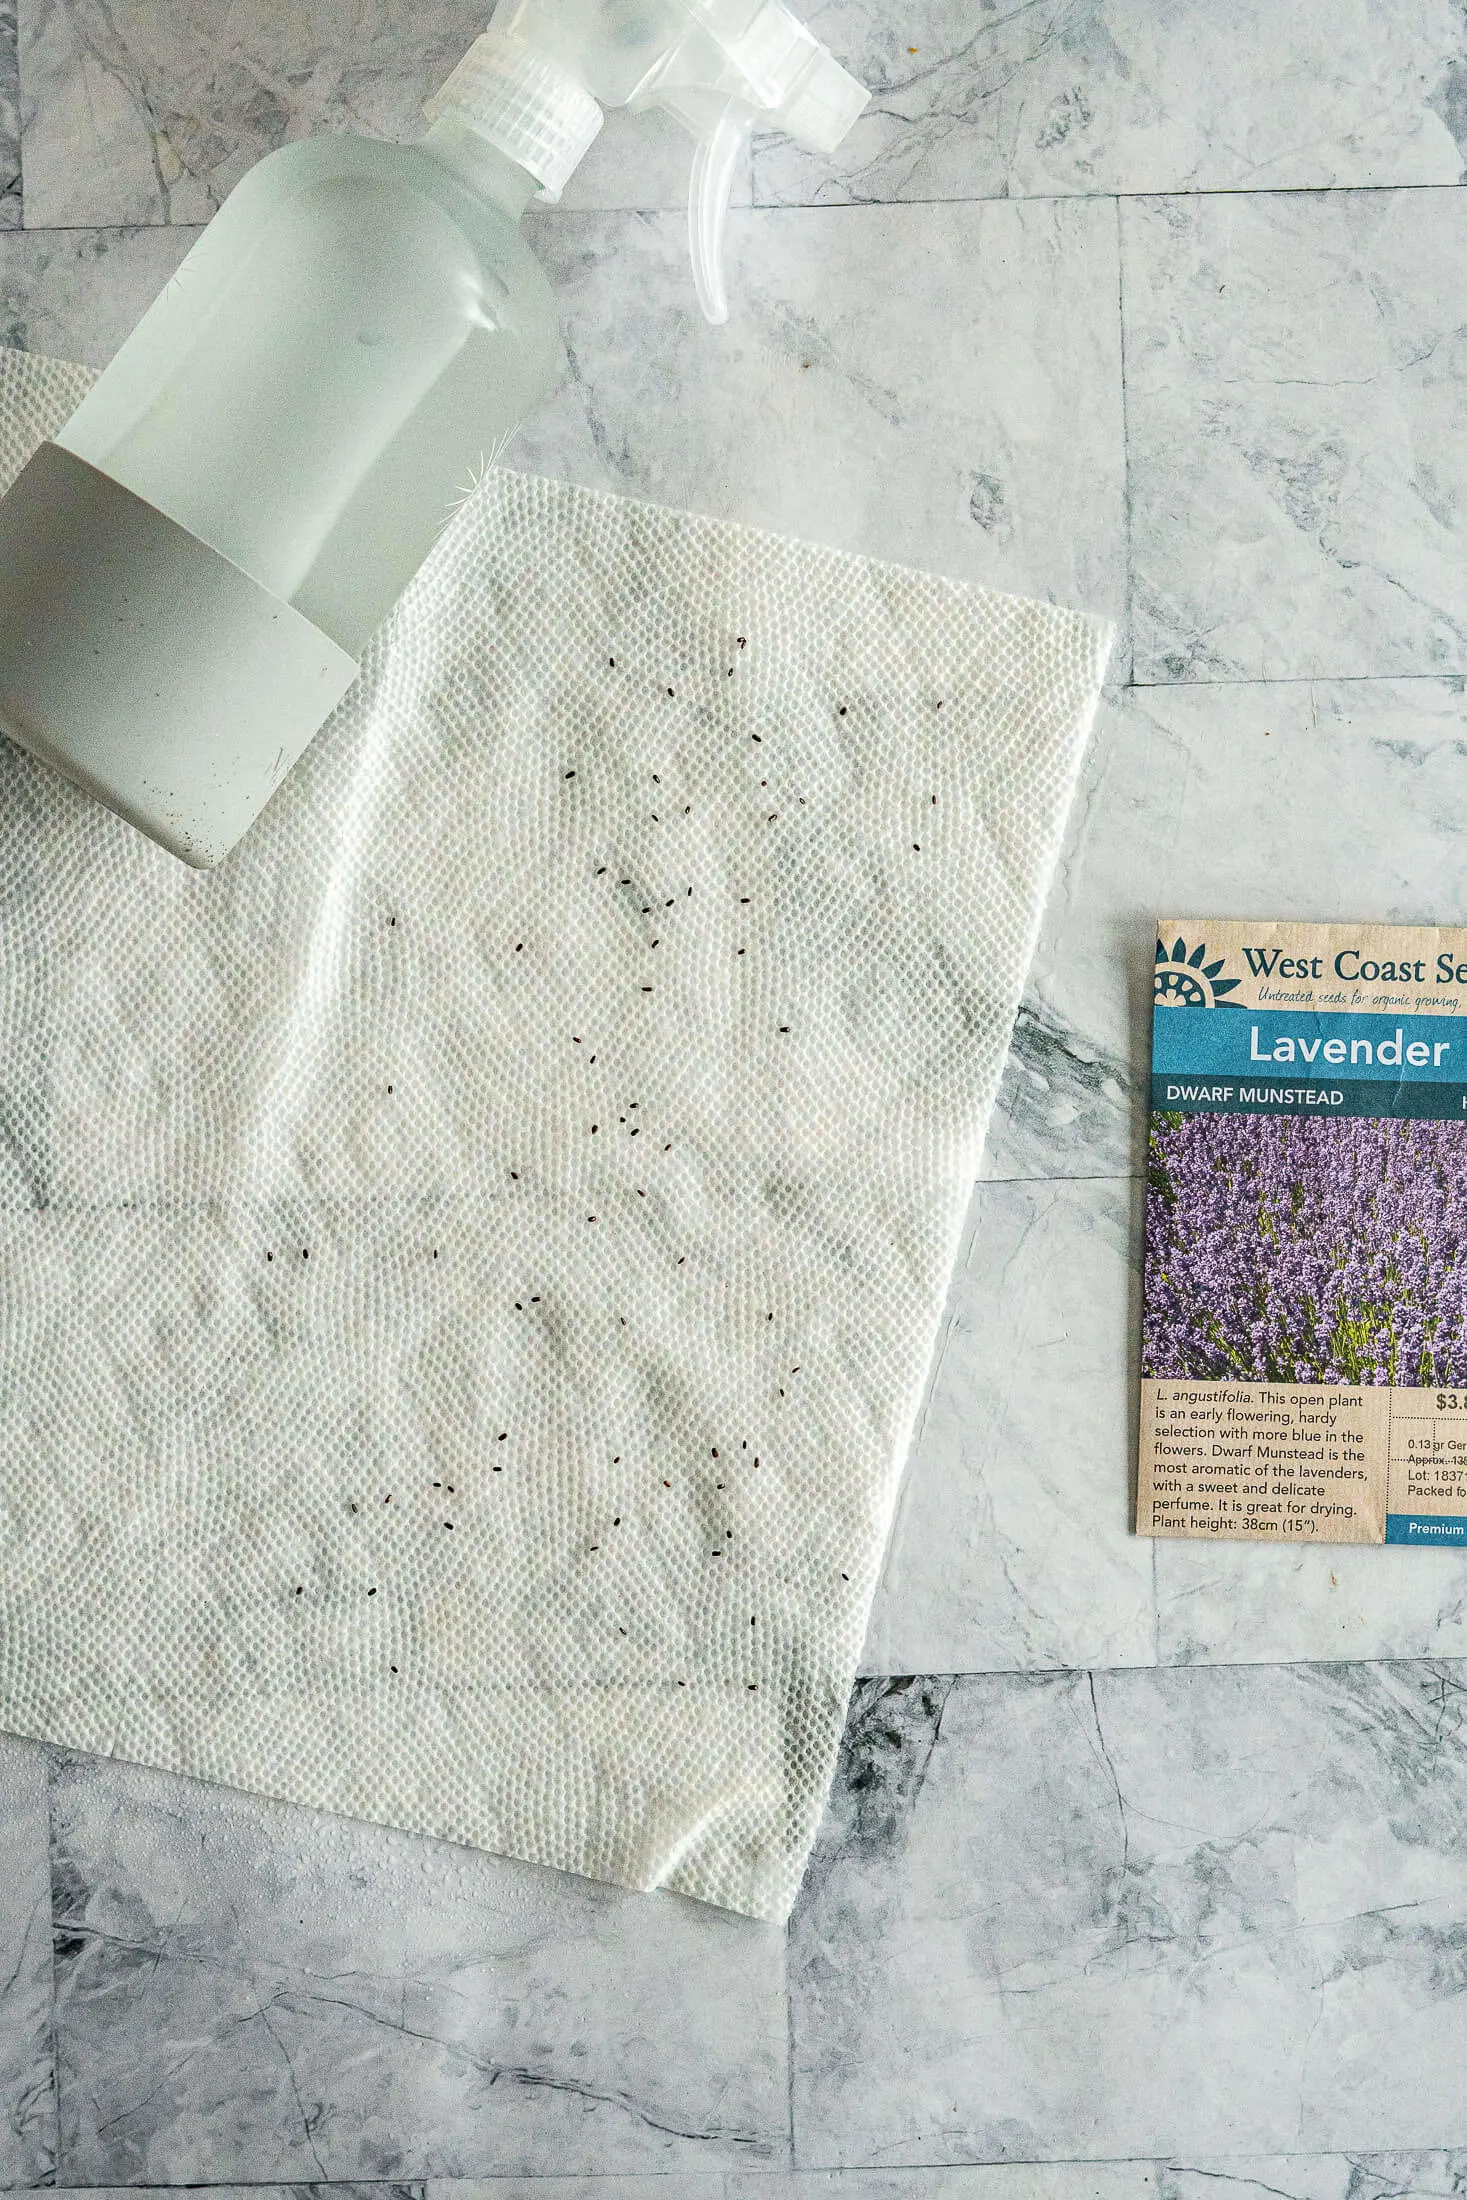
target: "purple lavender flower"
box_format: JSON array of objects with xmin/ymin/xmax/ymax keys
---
[{"xmin": 1143, "ymin": 1113, "xmax": 1467, "ymax": 1384}]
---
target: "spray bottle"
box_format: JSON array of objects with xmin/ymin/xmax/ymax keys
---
[{"xmin": 0, "ymin": 0, "xmax": 866, "ymax": 866}]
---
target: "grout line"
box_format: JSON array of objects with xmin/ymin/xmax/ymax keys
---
[
  {"xmin": 1129, "ymin": 669, "xmax": 1467, "ymax": 691},
  {"xmin": 11, "ymin": 175, "xmax": 1467, "ymax": 242}
]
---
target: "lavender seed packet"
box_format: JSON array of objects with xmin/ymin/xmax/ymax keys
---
[{"xmin": 1139, "ymin": 918, "xmax": 1467, "ymax": 1548}]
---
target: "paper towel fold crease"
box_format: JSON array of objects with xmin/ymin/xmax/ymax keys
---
[{"xmin": 0, "ymin": 345, "xmax": 1109, "ymax": 1919}]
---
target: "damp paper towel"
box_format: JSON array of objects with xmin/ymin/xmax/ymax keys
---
[{"xmin": 0, "ymin": 344, "xmax": 1110, "ymax": 1921}]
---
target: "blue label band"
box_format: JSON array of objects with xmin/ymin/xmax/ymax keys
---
[
  {"xmin": 1153, "ymin": 1007, "xmax": 1467, "ymax": 1082},
  {"xmin": 1385, "ymin": 1514, "xmax": 1467, "ymax": 1544}
]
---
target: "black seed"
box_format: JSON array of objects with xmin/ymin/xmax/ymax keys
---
[
  {"xmin": 565, "ymin": 769, "xmax": 576, "ymax": 779},
  {"xmin": 295, "ymin": 1585, "xmax": 303, "ymax": 1595},
  {"xmin": 368, "ymin": 1587, "xmax": 376, "ymax": 1596},
  {"xmin": 266, "ymin": 1251, "xmax": 273, "ymax": 1262}
]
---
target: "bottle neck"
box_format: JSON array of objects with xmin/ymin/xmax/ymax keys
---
[{"xmin": 422, "ymin": 114, "xmax": 540, "ymax": 221}]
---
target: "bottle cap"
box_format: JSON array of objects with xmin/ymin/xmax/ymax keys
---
[
  {"xmin": 427, "ymin": 1, "xmax": 868, "ymax": 318},
  {"xmin": 424, "ymin": 30, "xmax": 604, "ymax": 203}
]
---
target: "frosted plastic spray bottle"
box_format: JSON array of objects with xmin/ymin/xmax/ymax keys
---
[{"xmin": 0, "ymin": 0, "xmax": 866, "ymax": 867}]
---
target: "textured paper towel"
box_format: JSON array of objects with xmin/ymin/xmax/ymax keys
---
[{"xmin": 0, "ymin": 345, "xmax": 1109, "ymax": 1920}]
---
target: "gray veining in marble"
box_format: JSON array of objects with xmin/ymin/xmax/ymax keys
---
[
  {"xmin": 50, "ymin": 1752, "xmax": 788, "ymax": 2185},
  {"xmin": 0, "ymin": 223, "xmax": 194, "ymax": 366},
  {"xmin": 0, "ymin": 1735, "xmax": 55, "ymax": 2183},
  {"xmin": 1126, "ymin": 190, "xmax": 1467, "ymax": 684},
  {"xmin": 15, "ymin": 0, "xmax": 741, "ymax": 226},
  {"xmin": 792, "ymin": 1664, "xmax": 1467, "ymax": 2165},
  {"xmin": 513, "ymin": 197, "xmax": 1128, "ymax": 658},
  {"xmin": 750, "ymin": 0, "xmax": 1467, "ymax": 205}
]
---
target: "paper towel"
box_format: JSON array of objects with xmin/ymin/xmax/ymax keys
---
[{"xmin": 0, "ymin": 345, "xmax": 1109, "ymax": 1919}]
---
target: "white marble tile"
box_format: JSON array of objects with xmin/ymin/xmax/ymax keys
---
[
  {"xmin": 15, "ymin": 0, "xmax": 742, "ymax": 226},
  {"xmin": 513, "ymin": 198, "xmax": 1126, "ymax": 652},
  {"xmin": 752, "ymin": 0, "xmax": 1467, "ymax": 205},
  {"xmin": 1159, "ymin": 2162, "xmax": 1467, "ymax": 2200},
  {"xmin": 1156, "ymin": 1528, "xmax": 1467, "ymax": 1668},
  {"xmin": 0, "ymin": 1, "xmax": 18, "ymax": 228},
  {"xmin": 54, "ymin": 2190, "xmax": 424, "ymax": 2199},
  {"xmin": 985, "ymin": 678, "xmax": 1467, "ymax": 1183},
  {"xmin": 18, "ymin": 0, "xmax": 484, "ymax": 225},
  {"xmin": 429, "ymin": 2169, "xmax": 1161, "ymax": 2199},
  {"xmin": 0, "ymin": 1735, "xmax": 55, "ymax": 2184},
  {"xmin": 1125, "ymin": 191, "xmax": 1467, "ymax": 683},
  {"xmin": 49, "ymin": 1752, "xmax": 788, "ymax": 2185},
  {"xmin": 0, "ymin": 224, "xmax": 194, "ymax": 367},
  {"xmin": 862, "ymin": 1175, "xmax": 1153, "ymax": 1679},
  {"xmin": 792, "ymin": 1662, "xmax": 1467, "ymax": 2163}
]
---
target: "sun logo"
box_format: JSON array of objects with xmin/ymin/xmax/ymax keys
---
[{"xmin": 1154, "ymin": 934, "xmax": 1242, "ymax": 1008}]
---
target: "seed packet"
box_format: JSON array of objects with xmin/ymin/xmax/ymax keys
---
[{"xmin": 1137, "ymin": 919, "xmax": 1467, "ymax": 1546}]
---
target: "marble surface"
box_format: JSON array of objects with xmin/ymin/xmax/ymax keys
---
[
  {"xmin": 792, "ymin": 1667, "xmax": 1467, "ymax": 2162},
  {"xmin": 7, "ymin": 0, "xmax": 1467, "ymax": 2184}
]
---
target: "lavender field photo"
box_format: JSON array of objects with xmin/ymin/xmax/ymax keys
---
[{"xmin": 1143, "ymin": 1113, "xmax": 1467, "ymax": 1385}]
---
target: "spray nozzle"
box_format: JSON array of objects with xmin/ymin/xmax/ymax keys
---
[{"xmin": 426, "ymin": 0, "xmax": 869, "ymax": 324}]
